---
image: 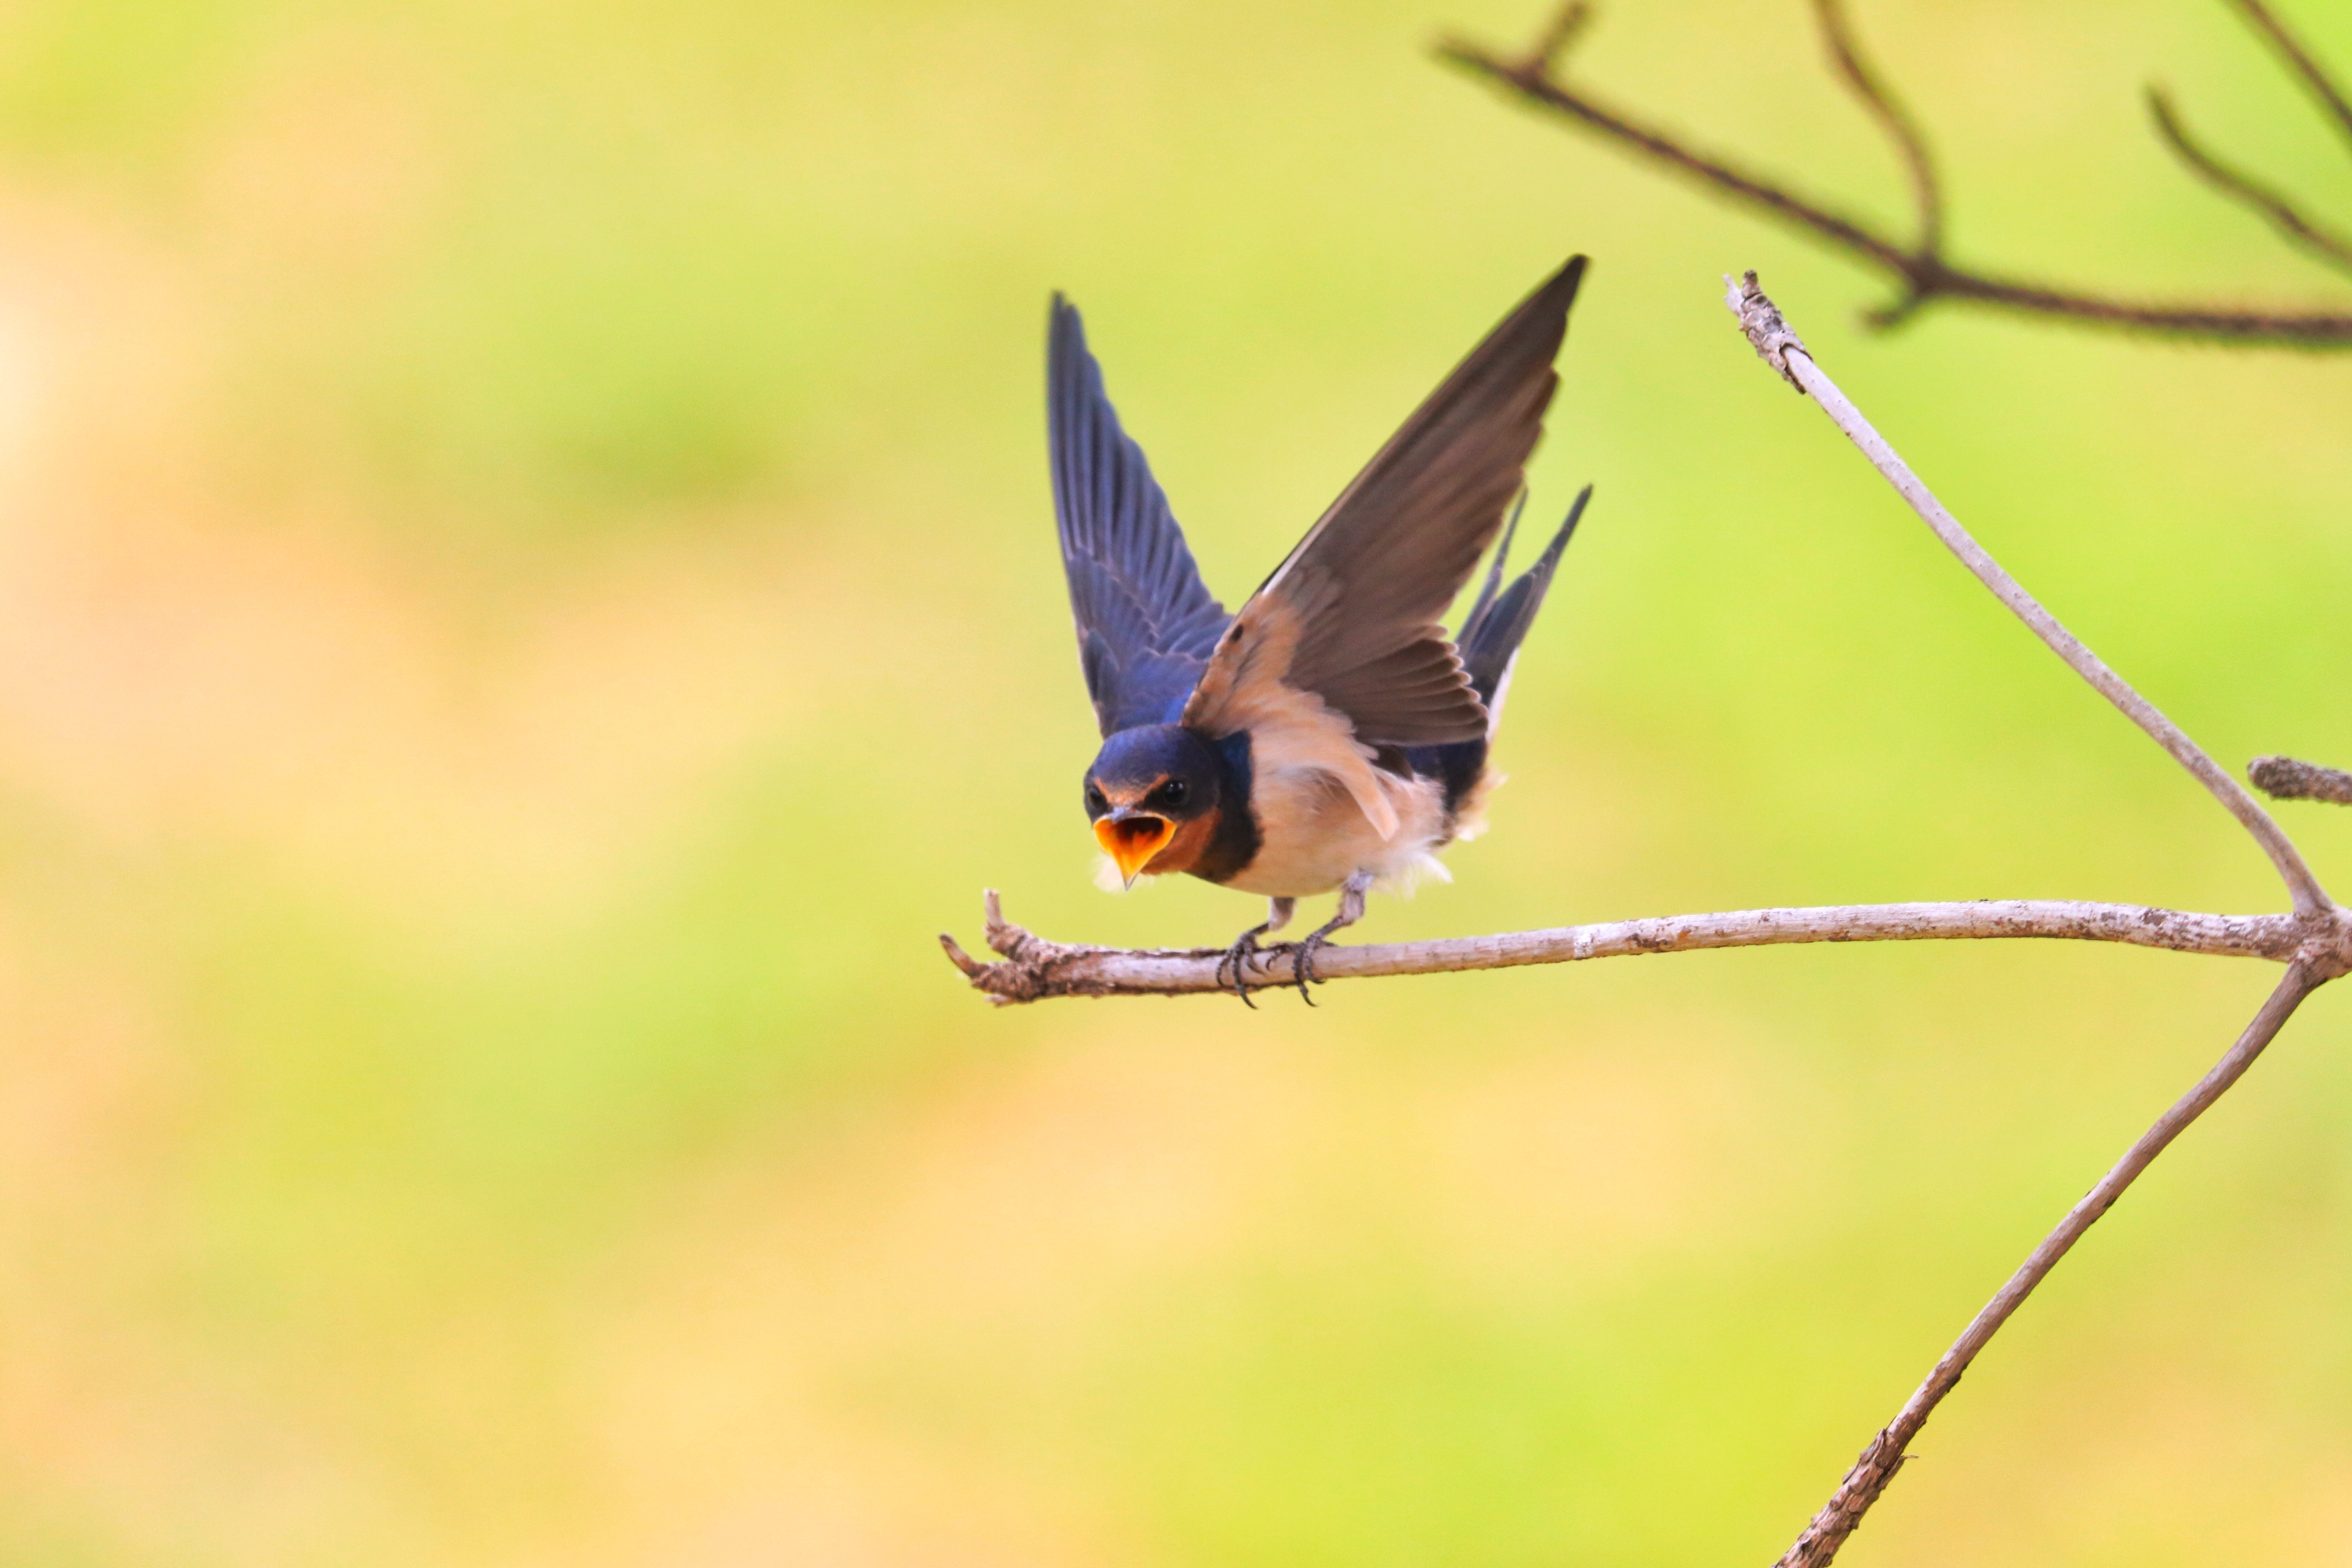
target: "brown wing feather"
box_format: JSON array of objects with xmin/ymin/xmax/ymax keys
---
[{"xmin": 1185, "ymin": 256, "xmax": 1584, "ymax": 748}]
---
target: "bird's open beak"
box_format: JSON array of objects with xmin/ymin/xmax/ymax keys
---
[{"xmin": 1093, "ymin": 811, "xmax": 1173, "ymax": 887}]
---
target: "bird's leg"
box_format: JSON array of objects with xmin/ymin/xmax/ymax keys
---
[
  {"xmin": 1291, "ymin": 873, "xmax": 1371, "ymax": 1004},
  {"xmin": 1217, "ymin": 898, "xmax": 1294, "ymax": 1009}
]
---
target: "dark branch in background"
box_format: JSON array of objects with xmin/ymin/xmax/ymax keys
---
[
  {"xmin": 2252, "ymin": 753, "xmax": 2352, "ymax": 804},
  {"xmin": 1435, "ymin": 0, "xmax": 2352, "ymax": 345},
  {"xmin": 2147, "ymin": 87, "xmax": 2352, "ymax": 280},
  {"xmin": 2227, "ymin": 0, "xmax": 2352, "ymax": 156},
  {"xmin": 1811, "ymin": 0, "xmax": 1940, "ymax": 269}
]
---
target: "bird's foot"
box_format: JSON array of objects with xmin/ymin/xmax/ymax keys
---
[
  {"xmin": 1218, "ymin": 925, "xmax": 1275, "ymax": 1009},
  {"xmin": 1289, "ymin": 875, "xmax": 1372, "ymax": 1004},
  {"xmin": 1216, "ymin": 898, "xmax": 1295, "ymax": 1008},
  {"xmin": 1290, "ymin": 932, "xmax": 1332, "ymax": 1004}
]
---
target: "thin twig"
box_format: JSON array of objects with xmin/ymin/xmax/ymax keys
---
[
  {"xmin": 1727, "ymin": 271, "xmax": 2336, "ymax": 918},
  {"xmin": 1432, "ymin": 27, "xmax": 1914, "ymax": 271},
  {"xmin": 941, "ymin": 892, "xmax": 2307, "ymax": 1003},
  {"xmin": 1433, "ymin": 0, "xmax": 2352, "ymax": 346},
  {"xmin": 2251, "ymin": 753, "xmax": 2352, "ymax": 804},
  {"xmin": 1775, "ymin": 960, "xmax": 2321, "ymax": 1568},
  {"xmin": 1813, "ymin": 0, "xmax": 1941, "ymax": 257},
  {"xmin": 2225, "ymin": 0, "xmax": 2352, "ymax": 158},
  {"xmin": 2148, "ymin": 86, "xmax": 2352, "ymax": 278}
]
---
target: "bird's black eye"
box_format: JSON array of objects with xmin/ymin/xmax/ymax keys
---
[
  {"xmin": 1158, "ymin": 779, "xmax": 1188, "ymax": 807},
  {"xmin": 1084, "ymin": 783, "xmax": 1107, "ymax": 815}
]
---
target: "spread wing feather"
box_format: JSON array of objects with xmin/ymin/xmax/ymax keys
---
[
  {"xmin": 1050, "ymin": 296, "xmax": 1230, "ymax": 735},
  {"xmin": 1183, "ymin": 256, "xmax": 1584, "ymax": 749}
]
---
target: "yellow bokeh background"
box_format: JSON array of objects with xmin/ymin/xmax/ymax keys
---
[{"xmin": 2, "ymin": 0, "xmax": 2350, "ymax": 1561}]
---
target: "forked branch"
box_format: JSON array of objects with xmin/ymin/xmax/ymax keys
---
[
  {"xmin": 2147, "ymin": 86, "xmax": 2352, "ymax": 279},
  {"xmin": 1775, "ymin": 958, "xmax": 2322, "ymax": 1567},
  {"xmin": 1722, "ymin": 272, "xmax": 2347, "ymax": 1567},
  {"xmin": 1435, "ymin": 0, "xmax": 2352, "ymax": 344},
  {"xmin": 948, "ymin": 274, "xmax": 2344, "ymax": 1007},
  {"xmin": 947, "ymin": 270, "xmax": 2352, "ymax": 1566},
  {"xmin": 1726, "ymin": 270, "xmax": 2333, "ymax": 917}
]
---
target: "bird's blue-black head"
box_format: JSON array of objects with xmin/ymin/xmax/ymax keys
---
[{"xmin": 1083, "ymin": 724, "xmax": 1249, "ymax": 886}]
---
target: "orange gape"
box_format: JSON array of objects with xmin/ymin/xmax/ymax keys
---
[{"xmin": 1094, "ymin": 814, "xmax": 1172, "ymax": 884}]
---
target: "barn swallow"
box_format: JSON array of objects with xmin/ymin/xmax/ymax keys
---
[{"xmin": 1051, "ymin": 256, "xmax": 1591, "ymax": 1003}]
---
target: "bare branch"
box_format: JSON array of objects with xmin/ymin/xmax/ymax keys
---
[
  {"xmin": 1775, "ymin": 960, "xmax": 2322, "ymax": 1568},
  {"xmin": 1431, "ymin": 25, "xmax": 1918, "ymax": 274},
  {"xmin": 2225, "ymin": 0, "xmax": 2352, "ymax": 158},
  {"xmin": 1728, "ymin": 271, "xmax": 2336, "ymax": 917},
  {"xmin": 950, "ymin": 279, "xmax": 2346, "ymax": 1005},
  {"xmin": 941, "ymin": 891, "xmax": 2308, "ymax": 1003},
  {"xmin": 1813, "ymin": 0, "xmax": 1942, "ymax": 257},
  {"xmin": 1434, "ymin": 0, "xmax": 2352, "ymax": 346},
  {"xmin": 2251, "ymin": 753, "xmax": 2352, "ymax": 804},
  {"xmin": 2148, "ymin": 85, "xmax": 2352, "ymax": 278},
  {"xmin": 1717, "ymin": 270, "xmax": 2350, "ymax": 1561}
]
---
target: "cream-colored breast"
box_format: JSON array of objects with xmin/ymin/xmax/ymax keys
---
[
  {"xmin": 1224, "ymin": 764, "xmax": 1450, "ymax": 898},
  {"xmin": 1179, "ymin": 606, "xmax": 1461, "ymax": 898}
]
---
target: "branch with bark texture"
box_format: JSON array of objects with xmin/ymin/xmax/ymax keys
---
[
  {"xmin": 949, "ymin": 269, "xmax": 2352, "ymax": 1568},
  {"xmin": 1434, "ymin": 0, "xmax": 2352, "ymax": 344},
  {"xmin": 942, "ymin": 892, "xmax": 2310, "ymax": 1003},
  {"xmin": 1776, "ymin": 957, "xmax": 2322, "ymax": 1566},
  {"xmin": 2252, "ymin": 752, "xmax": 2352, "ymax": 804},
  {"xmin": 949, "ymin": 274, "xmax": 2345, "ymax": 1005},
  {"xmin": 1720, "ymin": 272, "xmax": 2347, "ymax": 1566}
]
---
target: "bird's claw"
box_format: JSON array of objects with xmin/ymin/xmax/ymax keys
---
[
  {"xmin": 1218, "ymin": 928, "xmax": 1270, "ymax": 1008},
  {"xmin": 1290, "ymin": 932, "xmax": 1335, "ymax": 1004},
  {"xmin": 1284, "ymin": 877, "xmax": 1366, "ymax": 1005}
]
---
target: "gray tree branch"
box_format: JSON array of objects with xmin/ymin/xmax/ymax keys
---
[
  {"xmin": 1719, "ymin": 268, "xmax": 2352, "ymax": 1568},
  {"xmin": 1726, "ymin": 270, "xmax": 2334, "ymax": 918},
  {"xmin": 2251, "ymin": 753, "xmax": 2352, "ymax": 804},
  {"xmin": 942, "ymin": 892, "xmax": 2306, "ymax": 1004},
  {"xmin": 947, "ymin": 266, "xmax": 2352, "ymax": 1568},
  {"xmin": 1775, "ymin": 959, "xmax": 2323, "ymax": 1567}
]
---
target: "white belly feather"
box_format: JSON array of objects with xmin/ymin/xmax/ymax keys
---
[{"xmin": 1224, "ymin": 762, "xmax": 1451, "ymax": 898}]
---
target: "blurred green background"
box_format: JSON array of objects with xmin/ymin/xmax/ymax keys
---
[{"xmin": 0, "ymin": 0, "xmax": 2349, "ymax": 1562}]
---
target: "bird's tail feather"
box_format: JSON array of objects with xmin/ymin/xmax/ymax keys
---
[
  {"xmin": 1457, "ymin": 484, "xmax": 1590, "ymax": 717},
  {"xmin": 1409, "ymin": 485, "xmax": 1588, "ymax": 828}
]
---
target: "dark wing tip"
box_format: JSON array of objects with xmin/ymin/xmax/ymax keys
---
[
  {"xmin": 1510, "ymin": 252, "xmax": 1587, "ymax": 368},
  {"xmin": 1537, "ymin": 255, "xmax": 1589, "ymax": 320},
  {"xmin": 1509, "ymin": 253, "xmax": 1588, "ymax": 370},
  {"xmin": 1048, "ymin": 293, "xmax": 1083, "ymax": 368}
]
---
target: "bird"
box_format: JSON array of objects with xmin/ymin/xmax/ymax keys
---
[{"xmin": 1050, "ymin": 256, "xmax": 1591, "ymax": 1004}]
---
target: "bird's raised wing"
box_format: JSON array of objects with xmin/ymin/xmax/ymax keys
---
[
  {"xmin": 1051, "ymin": 296, "xmax": 1230, "ymax": 736},
  {"xmin": 1183, "ymin": 257, "xmax": 1584, "ymax": 750}
]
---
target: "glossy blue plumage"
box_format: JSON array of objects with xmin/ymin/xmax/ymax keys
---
[{"xmin": 1048, "ymin": 297, "xmax": 1232, "ymax": 735}]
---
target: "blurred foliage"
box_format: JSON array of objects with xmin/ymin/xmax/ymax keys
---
[{"xmin": 0, "ymin": 0, "xmax": 2347, "ymax": 1563}]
